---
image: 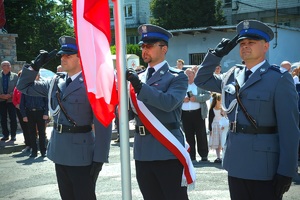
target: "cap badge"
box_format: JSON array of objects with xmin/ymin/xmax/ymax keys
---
[
  {"xmin": 142, "ymin": 25, "xmax": 147, "ymax": 33},
  {"xmin": 61, "ymin": 37, "xmax": 66, "ymax": 44},
  {"xmin": 243, "ymin": 21, "xmax": 250, "ymax": 30}
]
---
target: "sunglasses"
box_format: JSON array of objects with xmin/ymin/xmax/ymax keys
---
[{"xmin": 140, "ymin": 43, "xmax": 165, "ymax": 50}]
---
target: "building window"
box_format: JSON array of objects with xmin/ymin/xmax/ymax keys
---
[
  {"xmin": 110, "ymin": 7, "xmax": 114, "ymax": 19},
  {"xmin": 189, "ymin": 53, "xmax": 206, "ymax": 65},
  {"xmin": 224, "ymin": 0, "xmax": 232, "ymax": 7},
  {"xmin": 278, "ymin": 22, "xmax": 290, "ymax": 27},
  {"xmin": 124, "ymin": 4, "xmax": 133, "ymax": 18},
  {"xmin": 127, "ymin": 36, "xmax": 139, "ymax": 44}
]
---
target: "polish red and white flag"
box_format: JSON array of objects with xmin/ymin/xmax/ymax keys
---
[{"xmin": 73, "ymin": 0, "xmax": 118, "ymax": 127}]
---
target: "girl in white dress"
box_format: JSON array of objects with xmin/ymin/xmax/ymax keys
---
[{"xmin": 208, "ymin": 93, "xmax": 226, "ymax": 163}]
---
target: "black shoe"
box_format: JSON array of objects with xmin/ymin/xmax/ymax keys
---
[
  {"xmin": 41, "ymin": 153, "xmax": 47, "ymax": 157},
  {"xmin": 29, "ymin": 153, "xmax": 37, "ymax": 158},
  {"xmin": 214, "ymin": 158, "xmax": 222, "ymax": 163},
  {"xmin": 201, "ymin": 157, "xmax": 208, "ymax": 161},
  {"xmin": 10, "ymin": 137, "xmax": 16, "ymax": 141},
  {"xmin": 1, "ymin": 137, "xmax": 9, "ymax": 141}
]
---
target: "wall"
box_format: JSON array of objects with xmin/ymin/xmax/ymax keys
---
[
  {"xmin": 166, "ymin": 26, "xmax": 300, "ymax": 72},
  {"xmin": 268, "ymin": 27, "xmax": 300, "ymax": 65},
  {"xmin": 167, "ymin": 31, "xmax": 241, "ymax": 71},
  {"xmin": 232, "ymin": 0, "xmax": 299, "ymax": 13},
  {"xmin": 0, "ymin": 33, "xmax": 25, "ymax": 73}
]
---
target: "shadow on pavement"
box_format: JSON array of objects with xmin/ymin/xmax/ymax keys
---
[
  {"xmin": 193, "ymin": 161, "xmax": 224, "ymax": 170},
  {"xmin": 16, "ymin": 157, "xmax": 48, "ymax": 165}
]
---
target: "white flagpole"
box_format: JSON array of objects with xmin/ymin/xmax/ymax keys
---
[{"xmin": 112, "ymin": 0, "xmax": 132, "ymax": 199}]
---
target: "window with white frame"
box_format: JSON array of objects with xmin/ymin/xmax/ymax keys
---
[{"xmin": 124, "ymin": 4, "xmax": 133, "ymax": 18}]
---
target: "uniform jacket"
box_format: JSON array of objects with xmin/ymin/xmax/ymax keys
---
[
  {"xmin": 17, "ymin": 67, "xmax": 112, "ymax": 166},
  {"xmin": 133, "ymin": 62, "xmax": 188, "ymax": 161},
  {"xmin": 194, "ymin": 52, "xmax": 300, "ymax": 180},
  {"xmin": 0, "ymin": 71, "xmax": 18, "ymax": 103}
]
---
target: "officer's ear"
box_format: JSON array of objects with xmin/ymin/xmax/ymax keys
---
[{"xmin": 262, "ymin": 41, "xmax": 270, "ymax": 52}]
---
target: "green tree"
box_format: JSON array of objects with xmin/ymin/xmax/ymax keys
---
[
  {"xmin": 215, "ymin": 0, "xmax": 226, "ymax": 25},
  {"xmin": 150, "ymin": 0, "xmax": 226, "ymax": 29},
  {"xmin": 4, "ymin": 0, "xmax": 73, "ymax": 72},
  {"xmin": 110, "ymin": 44, "xmax": 146, "ymax": 67}
]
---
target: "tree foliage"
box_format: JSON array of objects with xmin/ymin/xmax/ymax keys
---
[
  {"xmin": 4, "ymin": 0, "xmax": 73, "ymax": 71},
  {"xmin": 150, "ymin": 0, "xmax": 226, "ymax": 29},
  {"xmin": 110, "ymin": 44, "xmax": 146, "ymax": 67}
]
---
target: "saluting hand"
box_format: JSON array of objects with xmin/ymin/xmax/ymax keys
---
[
  {"xmin": 31, "ymin": 49, "xmax": 58, "ymax": 71},
  {"xmin": 211, "ymin": 34, "xmax": 239, "ymax": 58}
]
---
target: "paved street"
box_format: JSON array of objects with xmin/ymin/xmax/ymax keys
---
[{"xmin": 0, "ymin": 127, "xmax": 300, "ymax": 200}]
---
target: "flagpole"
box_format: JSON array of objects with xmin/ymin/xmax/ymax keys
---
[{"xmin": 112, "ymin": 0, "xmax": 132, "ymax": 199}]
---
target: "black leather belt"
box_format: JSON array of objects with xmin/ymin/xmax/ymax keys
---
[
  {"xmin": 230, "ymin": 122, "xmax": 277, "ymax": 134},
  {"xmin": 54, "ymin": 123, "xmax": 92, "ymax": 133},
  {"xmin": 182, "ymin": 108, "xmax": 200, "ymax": 112},
  {"xmin": 137, "ymin": 122, "xmax": 180, "ymax": 136},
  {"xmin": 26, "ymin": 108, "xmax": 44, "ymax": 111}
]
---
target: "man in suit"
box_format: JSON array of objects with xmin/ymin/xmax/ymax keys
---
[
  {"xmin": 181, "ymin": 68, "xmax": 211, "ymax": 162},
  {"xmin": 0, "ymin": 61, "xmax": 18, "ymax": 141},
  {"xmin": 126, "ymin": 24, "xmax": 191, "ymax": 200},
  {"xmin": 194, "ymin": 20, "xmax": 300, "ymax": 199},
  {"xmin": 17, "ymin": 36, "xmax": 112, "ymax": 200}
]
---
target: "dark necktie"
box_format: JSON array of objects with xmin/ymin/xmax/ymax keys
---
[
  {"xmin": 244, "ymin": 70, "xmax": 252, "ymax": 82},
  {"xmin": 66, "ymin": 77, "xmax": 72, "ymax": 87},
  {"xmin": 147, "ymin": 68, "xmax": 155, "ymax": 80}
]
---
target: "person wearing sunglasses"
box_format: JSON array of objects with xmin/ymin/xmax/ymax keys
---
[{"xmin": 126, "ymin": 24, "xmax": 192, "ymax": 200}]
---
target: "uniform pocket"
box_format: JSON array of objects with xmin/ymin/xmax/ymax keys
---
[
  {"xmin": 72, "ymin": 134, "xmax": 94, "ymax": 145},
  {"xmin": 72, "ymin": 134, "xmax": 94, "ymax": 161},
  {"xmin": 246, "ymin": 91, "xmax": 271, "ymax": 119},
  {"xmin": 247, "ymin": 91, "xmax": 270, "ymax": 101},
  {"xmin": 68, "ymin": 95, "xmax": 86, "ymax": 104},
  {"xmin": 252, "ymin": 135, "xmax": 279, "ymax": 177}
]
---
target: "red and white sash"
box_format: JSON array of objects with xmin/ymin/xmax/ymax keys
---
[{"xmin": 130, "ymin": 84, "xmax": 196, "ymax": 189}]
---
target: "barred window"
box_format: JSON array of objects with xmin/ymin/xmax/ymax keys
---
[{"xmin": 189, "ymin": 53, "xmax": 206, "ymax": 65}]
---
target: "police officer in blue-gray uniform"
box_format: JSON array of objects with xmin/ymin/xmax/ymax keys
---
[
  {"xmin": 126, "ymin": 24, "xmax": 189, "ymax": 200},
  {"xmin": 194, "ymin": 19, "xmax": 300, "ymax": 200},
  {"xmin": 17, "ymin": 36, "xmax": 112, "ymax": 200}
]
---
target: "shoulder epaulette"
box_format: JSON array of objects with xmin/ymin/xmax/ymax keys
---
[
  {"xmin": 270, "ymin": 65, "xmax": 286, "ymax": 74},
  {"xmin": 169, "ymin": 67, "xmax": 183, "ymax": 74}
]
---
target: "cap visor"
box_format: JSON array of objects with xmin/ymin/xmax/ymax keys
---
[
  {"xmin": 237, "ymin": 34, "xmax": 266, "ymax": 42},
  {"xmin": 56, "ymin": 50, "xmax": 77, "ymax": 56},
  {"xmin": 139, "ymin": 38, "xmax": 165, "ymax": 46}
]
